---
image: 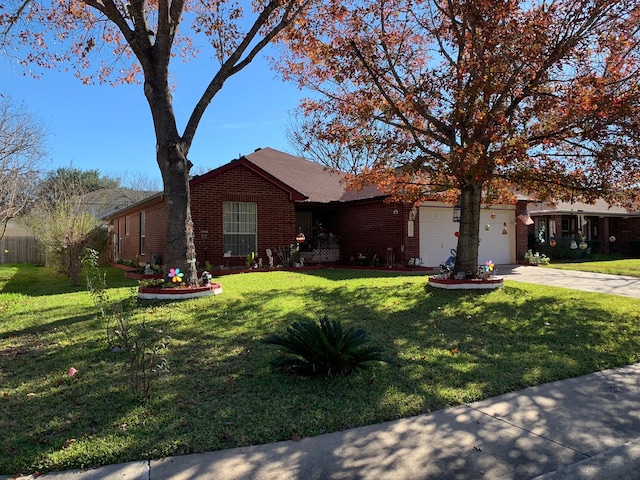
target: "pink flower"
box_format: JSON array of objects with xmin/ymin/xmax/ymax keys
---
[{"xmin": 68, "ymin": 367, "xmax": 78, "ymax": 377}]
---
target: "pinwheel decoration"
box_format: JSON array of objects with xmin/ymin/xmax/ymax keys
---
[
  {"xmin": 168, "ymin": 268, "xmax": 184, "ymax": 283},
  {"xmin": 484, "ymin": 260, "xmax": 494, "ymax": 272}
]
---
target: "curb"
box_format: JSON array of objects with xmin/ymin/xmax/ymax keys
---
[{"xmin": 533, "ymin": 438, "xmax": 640, "ymax": 480}]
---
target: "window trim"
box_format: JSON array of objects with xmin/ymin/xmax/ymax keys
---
[
  {"xmin": 118, "ymin": 219, "xmax": 123, "ymax": 254},
  {"xmin": 223, "ymin": 201, "xmax": 257, "ymax": 256}
]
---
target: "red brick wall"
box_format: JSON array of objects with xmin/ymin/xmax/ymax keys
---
[
  {"xmin": 515, "ymin": 200, "xmax": 529, "ymax": 262},
  {"xmin": 144, "ymin": 201, "xmax": 166, "ymax": 265},
  {"xmin": 610, "ymin": 217, "xmax": 640, "ymax": 255},
  {"xmin": 112, "ymin": 197, "xmax": 165, "ymax": 264},
  {"xmin": 118, "ymin": 213, "xmax": 140, "ymax": 263},
  {"xmin": 191, "ymin": 164, "xmax": 296, "ymax": 268},
  {"xmin": 336, "ymin": 201, "xmax": 419, "ymax": 266}
]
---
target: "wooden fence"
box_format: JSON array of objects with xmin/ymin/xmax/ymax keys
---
[{"xmin": 0, "ymin": 236, "xmax": 46, "ymax": 264}]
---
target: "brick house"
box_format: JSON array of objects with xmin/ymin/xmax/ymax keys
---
[
  {"xmin": 109, "ymin": 147, "xmax": 534, "ymax": 269},
  {"xmin": 526, "ymin": 199, "xmax": 640, "ymax": 257}
]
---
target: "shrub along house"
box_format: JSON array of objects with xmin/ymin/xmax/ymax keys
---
[{"xmin": 109, "ymin": 147, "xmax": 534, "ymax": 271}]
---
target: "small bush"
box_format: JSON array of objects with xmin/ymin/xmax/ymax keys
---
[
  {"xmin": 117, "ymin": 319, "xmax": 170, "ymax": 401},
  {"xmin": 82, "ymin": 248, "xmax": 169, "ymax": 400},
  {"xmin": 263, "ymin": 316, "xmax": 386, "ymax": 377}
]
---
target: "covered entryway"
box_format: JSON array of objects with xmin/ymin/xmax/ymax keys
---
[{"xmin": 419, "ymin": 203, "xmax": 516, "ymax": 267}]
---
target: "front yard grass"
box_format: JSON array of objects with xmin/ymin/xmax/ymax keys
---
[
  {"xmin": 1, "ymin": 264, "xmax": 640, "ymax": 475},
  {"xmin": 546, "ymin": 258, "xmax": 640, "ymax": 277}
]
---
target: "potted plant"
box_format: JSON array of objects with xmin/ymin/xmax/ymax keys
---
[
  {"xmin": 524, "ymin": 249, "xmax": 550, "ymax": 265},
  {"xmin": 246, "ymin": 251, "xmax": 256, "ymax": 269}
]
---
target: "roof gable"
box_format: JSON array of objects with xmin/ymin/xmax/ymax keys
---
[{"xmin": 190, "ymin": 154, "xmax": 307, "ymax": 202}]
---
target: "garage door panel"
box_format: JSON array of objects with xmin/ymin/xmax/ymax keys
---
[{"xmin": 419, "ymin": 205, "xmax": 514, "ymax": 267}]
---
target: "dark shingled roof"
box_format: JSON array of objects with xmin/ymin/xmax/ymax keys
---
[
  {"xmin": 109, "ymin": 148, "xmax": 388, "ymax": 219},
  {"xmin": 244, "ymin": 147, "xmax": 385, "ymax": 203}
]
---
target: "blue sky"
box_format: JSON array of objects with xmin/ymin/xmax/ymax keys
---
[{"xmin": 1, "ymin": 48, "xmax": 305, "ymax": 187}]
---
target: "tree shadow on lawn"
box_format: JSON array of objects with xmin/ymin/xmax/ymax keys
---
[
  {"xmin": 0, "ymin": 264, "xmax": 138, "ymax": 297},
  {"xmin": 4, "ymin": 274, "xmax": 640, "ymax": 475},
  {"xmin": 0, "ymin": 312, "xmax": 164, "ymax": 475},
  {"xmin": 143, "ymin": 279, "xmax": 640, "ymax": 462},
  {"xmin": 295, "ymin": 267, "xmax": 433, "ymax": 281}
]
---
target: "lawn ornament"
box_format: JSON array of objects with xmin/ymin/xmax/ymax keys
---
[{"xmin": 440, "ymin": 249, "xmax": 456, "ymax": 276}]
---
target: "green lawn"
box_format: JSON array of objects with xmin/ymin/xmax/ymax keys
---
[
  {"xmin": 546, "ymin": 258, "xmax": 640, "ymax": 277},
  {"xmin": 1, "ymin": 263, "xmax": 640, "ymax": 475}
]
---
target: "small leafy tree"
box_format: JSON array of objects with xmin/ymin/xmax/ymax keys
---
[
  {"xmin": 38, "ymin": 167, "xmax": 119, "ymax": 202},
  {"xmin": 24, "ymin": 188, "xmax": 107, "ymax": 285},
  {"xmin": 81, "ymin": 248, "xmax": 169, "ymax": 400},
  {"xmin": 264, "ymin": 316, "xmax": 387, "ymax": 377},
  {"xmin": 81, "ymin": 248, "xmax": 108, "ymax": 315}
]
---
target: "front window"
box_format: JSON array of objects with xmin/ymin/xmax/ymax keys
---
[
  {"xmin": 223, "ymin": 202, "xmax": 257, "ymax": 256},
  {"xmin": 139, "ymin": 211, "xmax": 146, "ymax": 255}
]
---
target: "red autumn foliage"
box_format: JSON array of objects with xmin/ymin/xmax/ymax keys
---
[{"xmin": 279, "ymin": 0, "xmax": 640, "ymax": 273}]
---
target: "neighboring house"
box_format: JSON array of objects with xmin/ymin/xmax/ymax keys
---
[
  {"xmin": 2, "ymin": 219, "xmax": 33, "ymax": 238},
  {"xmin": 79, "ymin": 188, "xmax": 159, "ymax": 264},
  {"xmin": 0, "ymin": 188, "xmax": 158, "ymax": 265},
  {"xmin": 526, "ymin": 199, "xmax": 640, "ymax": 256},
  {"xmin": 109, "ymin": 147, "xmax": 530, "ymax": 269},
  {"xmin": 82, "ymin": 188, "xmax": 159, "ymax": 220}
]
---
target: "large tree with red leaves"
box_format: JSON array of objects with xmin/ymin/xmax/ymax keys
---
[
  {"xmin": 280, "ymin": 0, "xmax": 640, "ymax": 274},
  {"xmin": 1, "ymin": 0, "xmax": 313, "ymax": 284}
]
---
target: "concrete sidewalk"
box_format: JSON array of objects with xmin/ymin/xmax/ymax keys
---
[{"xmin": 7, "ymin": 363, "xmax": 640, "ymax": 480}]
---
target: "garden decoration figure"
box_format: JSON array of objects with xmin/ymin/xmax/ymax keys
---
[
  {"xmin": 440, "ymin": 249, "xmax": 456, "ymax": 276},
  {"xmin": 168, "ymin": 268, "xmax": 184, "ymax": 283},
  {"xmin": 201, "ymin": 271, "xmax": 211, "ymax": 286},
  {"xmin": 478, "ymin": 260, "xmax": 494, "ymax": 280}
]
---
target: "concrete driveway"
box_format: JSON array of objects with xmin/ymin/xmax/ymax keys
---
[{"xmin": 497, "ymin": 265, "xmax": 640, "ymax": 298}]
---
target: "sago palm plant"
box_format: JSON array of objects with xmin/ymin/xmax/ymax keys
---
[{"xmin": 263, "ymin": 316, "xmax": 386, "ymax": 377}]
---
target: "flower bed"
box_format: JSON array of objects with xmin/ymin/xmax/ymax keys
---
[
  {"xmin": 125, "ymin": 271, "xmax": 163, "ymax": 280},
  {"xmin": 138, "ymin": 283, "xmax": 223, "ymax": 300},
  {"xmin": 428, "ymin": 276, "xmax": 503, "ymax": 290}
]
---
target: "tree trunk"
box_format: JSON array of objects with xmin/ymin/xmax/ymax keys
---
[
  {"xmin": 67, "ymin": 244, "xmax": 81, "ymax": 286},
  {"xmin": 454, "ymin": 182, "xmax": 483, "ymax": 276},
  {"xmin": 147, "ymin": 71, "xmax": 200, "ymax": 287},
  {"xmin": 157, "ymin": 141, "xmax": 199, "ymax": 287}
]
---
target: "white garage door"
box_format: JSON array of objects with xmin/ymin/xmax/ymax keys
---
[{"xmin": 419, "ymin": 203, "xmax": 515, "ymax": 267}]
